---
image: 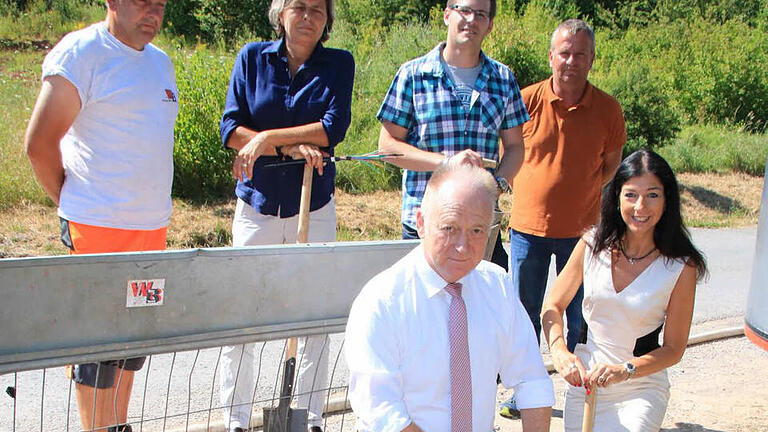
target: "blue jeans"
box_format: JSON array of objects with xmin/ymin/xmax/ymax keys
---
[{"xmin": 509, "ymin": 229, "xmax": 584, "ymax": 351}]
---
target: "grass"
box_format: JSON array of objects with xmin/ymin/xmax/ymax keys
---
[
  {"xmin": 0, "ymin": 1, "xmax": 102, "ymax": 42},
  {"xmin": 0, "ymin": 1, "xmax": 105, "ymax": 209},
  {"xmin": 0, "ymin": 2, "xmax": 766, "ymax": 257},
  {"xmin": 1, "ymin": 172, "xmax": 763, "ymax": 258},
  {"xmin": 0, "ymin": 48, "xmax": 48, "ymax": 209},
  {"xmin": 658, "ymin": 124, "xmax": 768, "ymax": 176}
]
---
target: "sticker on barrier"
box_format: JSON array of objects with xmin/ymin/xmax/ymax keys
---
[{"xmin": 126, "ymin": 279, "xmax": 166, "ymax": 308}]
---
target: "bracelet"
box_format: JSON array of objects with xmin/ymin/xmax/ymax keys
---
[
  {"xmin": 548, "ymin": 334, "xmax": 564, "ymax": 350},
  {"xmin": 275, "ymin": 146, "xmax": 285, "ymax": 160}
]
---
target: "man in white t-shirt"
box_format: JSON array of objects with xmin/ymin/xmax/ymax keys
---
[{"xmin": 24, "ymin": 1, "xmax": 177, "ymax": 431}]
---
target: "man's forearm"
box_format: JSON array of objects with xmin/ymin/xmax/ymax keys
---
[
  {"xmin": 600, "ymin": 148, "xmax": 623, "ymax": 185},
  {"xmin": 497, "ymin": 126, "xmax": 525, "ymax": 184},
  {"xmin": 378, "ymin": 125, "xmax": 445, "ymax": 171},
  {"xmin": 496, "ymin": 143, "xmax": 523, "ymax": 183},
  {"xmin": 401, "ymin": 422, "xmax": 423, "ymax": 432},
  {"xmin": 520, "ymin": 406, "xmax": 552, "ymax": 432},
  {"xmin": 27, "ymin": 148, "xmax": 64, "ymax": 205},
  {"xmin": 24, "ymin": 76, "xmax": 80, "ymax": 206}
]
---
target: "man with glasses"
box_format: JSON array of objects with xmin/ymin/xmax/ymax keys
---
[{"xmin": 377, "ymin": 0, "xmax": 526, "ymax": 273}]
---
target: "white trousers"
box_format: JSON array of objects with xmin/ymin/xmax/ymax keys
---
[{"xmin": 220, "ymin": 198, "xmax": 336, "ymax": 430}]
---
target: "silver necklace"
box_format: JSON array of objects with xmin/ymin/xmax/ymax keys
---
[{"xmin": 619, "ymin": 244, "xmax": 657, "ymax": 265}]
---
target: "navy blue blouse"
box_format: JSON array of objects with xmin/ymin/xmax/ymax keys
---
[{"xmin": 220, "ymin": 39, "xmax": 355, "ymax": 218}]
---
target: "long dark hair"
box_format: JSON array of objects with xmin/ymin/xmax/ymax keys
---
[{"xmin": 593, "ymin": 150, "xmax": 708, "ymax": 280}]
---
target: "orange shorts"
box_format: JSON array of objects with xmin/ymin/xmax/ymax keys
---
[{"xmin": 60, "ymin": 218, "xmax": 167, "ymax": 254}]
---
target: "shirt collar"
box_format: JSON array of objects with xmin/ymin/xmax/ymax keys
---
[
  {"xmin": 545, "ymin": 76, "xmax": 595, "ymax": 109},
  {"xmin": 412, "ymin": 244, "xmax": 471, "ymax": 299},
  {"xmin": 419, "ymin": 42, "xmax": 492, "ymax": 84},
  {"xmin": 264, "ymin": 38, "xmax": 330, "ymax": 64}
]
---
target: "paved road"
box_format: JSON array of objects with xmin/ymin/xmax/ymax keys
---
[
  {"xmin": 513, "ymin": 226, "xmax": 756, "ymax": 325},
  {"xmin": 0, "ymin": 227, "xmax": 759, "ymax": 431}
]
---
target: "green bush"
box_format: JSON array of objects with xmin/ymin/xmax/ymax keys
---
[
  {"xmin": 337, "ymin": 0, "xmax": 443, "ymax": 31},
  {"xmin": 670, "ymin": 18, "xmax": 768, "ymax": 131},
  {"xmin": 658, "ymin": 124, "xmax": 768, "ymax": 176},
  {"xmin": 0, "ymin": 51, "xmax": 47, "ymax": 209},
  {"xmin": 3, "ymin": 0, "xmax": 768, "ymax": 209},
  {"xmin": 590, "ymin": 17, "xmax": 768, "ymax": 153},
  {"xmin": 169, "ymin": 44, "xmax": 235, "ymax": 201},
  {"xmin": 483, "ymin": 2, "xmax": 554, "ymax": 88},
  {"xmin": 164, "ymin": 0, "xmax": 272, "ymax": 43},
  {"xmin": 594, "ymin": 60, "xmax": 680, "ymax": 154},
  {"xmin": 0, "ymin": 0, "xmax": 103, "ymax": 40}
]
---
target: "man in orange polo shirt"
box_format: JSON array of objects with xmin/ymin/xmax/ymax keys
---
[{"xmin": 500, "ymin": 19, "xmax": 626, "ymax": 419}]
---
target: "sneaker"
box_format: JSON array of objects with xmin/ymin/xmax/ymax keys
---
[{"xmin": 499, "ymin": 396, "xmax": 521, "ymax": 419}]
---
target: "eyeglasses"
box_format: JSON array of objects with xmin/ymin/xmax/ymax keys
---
[
  {"xmin": 449, "ymin": 4, "xmax": 490, "ymax": 22},
  {"xmin": 285, "ymin": 4, "xmax": 326, "ymax": 19}
]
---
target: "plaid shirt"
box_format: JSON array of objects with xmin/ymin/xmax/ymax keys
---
[{"xmin": 377, "ymin": 43, "xmax": 529, "ymax": 229}]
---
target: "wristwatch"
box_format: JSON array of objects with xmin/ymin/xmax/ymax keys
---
[
  {"xmin": 495, "ymin": 176, "xmax": 511, "ymax": 194},
  {"xmin": 624, "ymin": 361, "xmax": 636, "ymax": 378}
]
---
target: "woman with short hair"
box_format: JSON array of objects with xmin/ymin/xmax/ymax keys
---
[{"xmin": 218, "ymin": 0, "xmax": 354, "ymax": 431}]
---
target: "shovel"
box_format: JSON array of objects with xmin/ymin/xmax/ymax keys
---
[
  {"xmin": 263, "ymin": 162, "xmax": 314, "ymax": 432},
  {"xmin": 582, "ymin": 386, "xmax": 597, "ymax": 432}
]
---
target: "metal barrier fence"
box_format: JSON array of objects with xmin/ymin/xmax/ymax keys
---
[{"xmin": 0, "ymin": 241, "xmax": 418, "ymax": 431}]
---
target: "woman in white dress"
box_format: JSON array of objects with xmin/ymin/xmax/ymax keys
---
[{"xmin": 541, "ymin": 150, "xmax": 708, "ymax": 432}]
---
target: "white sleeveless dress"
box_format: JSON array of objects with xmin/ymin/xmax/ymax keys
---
[{"xmin": 563, "ymin": 236, "xmax": 687, "ymax": 432}]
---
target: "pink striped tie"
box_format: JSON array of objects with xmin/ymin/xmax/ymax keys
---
[{"xmin": 445, "ymin": 282, "xmax": 472, "ymax": 432}]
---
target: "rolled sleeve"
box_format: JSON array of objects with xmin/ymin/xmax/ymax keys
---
[
  {"xmin": 499, "ymin": 281, "xmax": 555, "ymax": 409},
  {"xmin": 219, "ymin": 46, "xmax": 249, "ymax": 148},
  {"xmin": 345, "ymin": 289, "xmax": 412, "ymax": 432},
  {"xmin": 42, "ymin": 39, "xmax": 86, "ymax": 106},
  {"xmin": 512, "ymin": 376, "xmax": 556, "ymax": 410},
  {"xmin": 376, "ymin": 63, "xmax": 415, "ymax": 130},
  {"xmin": 320, "ymin": 51, "xmax": 355, "ymax": 148}
]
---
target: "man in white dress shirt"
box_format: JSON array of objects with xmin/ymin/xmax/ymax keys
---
[{"xmin": 345, "ymin": 162, "xmax": 553, "ymax": 432}]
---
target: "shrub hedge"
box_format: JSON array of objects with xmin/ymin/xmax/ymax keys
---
[
  {"xmin": 160, "ymin": 1, "xmax": 768, "ymax": 199},
  {"xmin": 1, "ymin": 0, "xmax": 767, "ymax": 205},
  {"xmin": 164, "ymin": 0, "xmax": 273, "ymax": 43},
  {"xmin": 658, "ymin": 124, "xmax": 768, "ymax": 176},
  {"xmin": 169, "ymin": 44, "xmax": 235, "ymax": 201}
]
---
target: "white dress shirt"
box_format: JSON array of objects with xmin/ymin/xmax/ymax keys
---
[{"xmin": 345, "ymin": 246, "xmax": 554, "ymax": 432}]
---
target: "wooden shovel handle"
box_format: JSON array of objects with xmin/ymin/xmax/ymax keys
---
[
  {"xmin": 285, "ymin": 337, "xmax": 298, "ymax": 360},
  {"xmin": 285, "ymin": 163, "xmax": 314, "ymax": 364},
  {"xmin": 582, "ymin": 387, "xmax": 597, "ymax": 432},
  {"xmin": 297, "ymin": 163, "xmax": 313, "ymax": 244}
]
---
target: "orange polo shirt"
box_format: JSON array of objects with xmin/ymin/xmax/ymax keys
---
[{"xmin": 510, "ymin": 78, "xmax": 626, "ymax": 238}]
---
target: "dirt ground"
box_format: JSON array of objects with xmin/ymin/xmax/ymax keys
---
[{"xmin": 0, "ymin": 172, "xmax": 763, "ymax": 258}]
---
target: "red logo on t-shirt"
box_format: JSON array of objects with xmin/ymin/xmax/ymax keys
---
[{"xmin": 163, "ymin": 89, "xmax": 177, "ymax": 103}]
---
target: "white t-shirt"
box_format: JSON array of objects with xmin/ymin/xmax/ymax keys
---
[{"xmin": 42, "ymin": 22, "xmax": 178, "ymax": 230}]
